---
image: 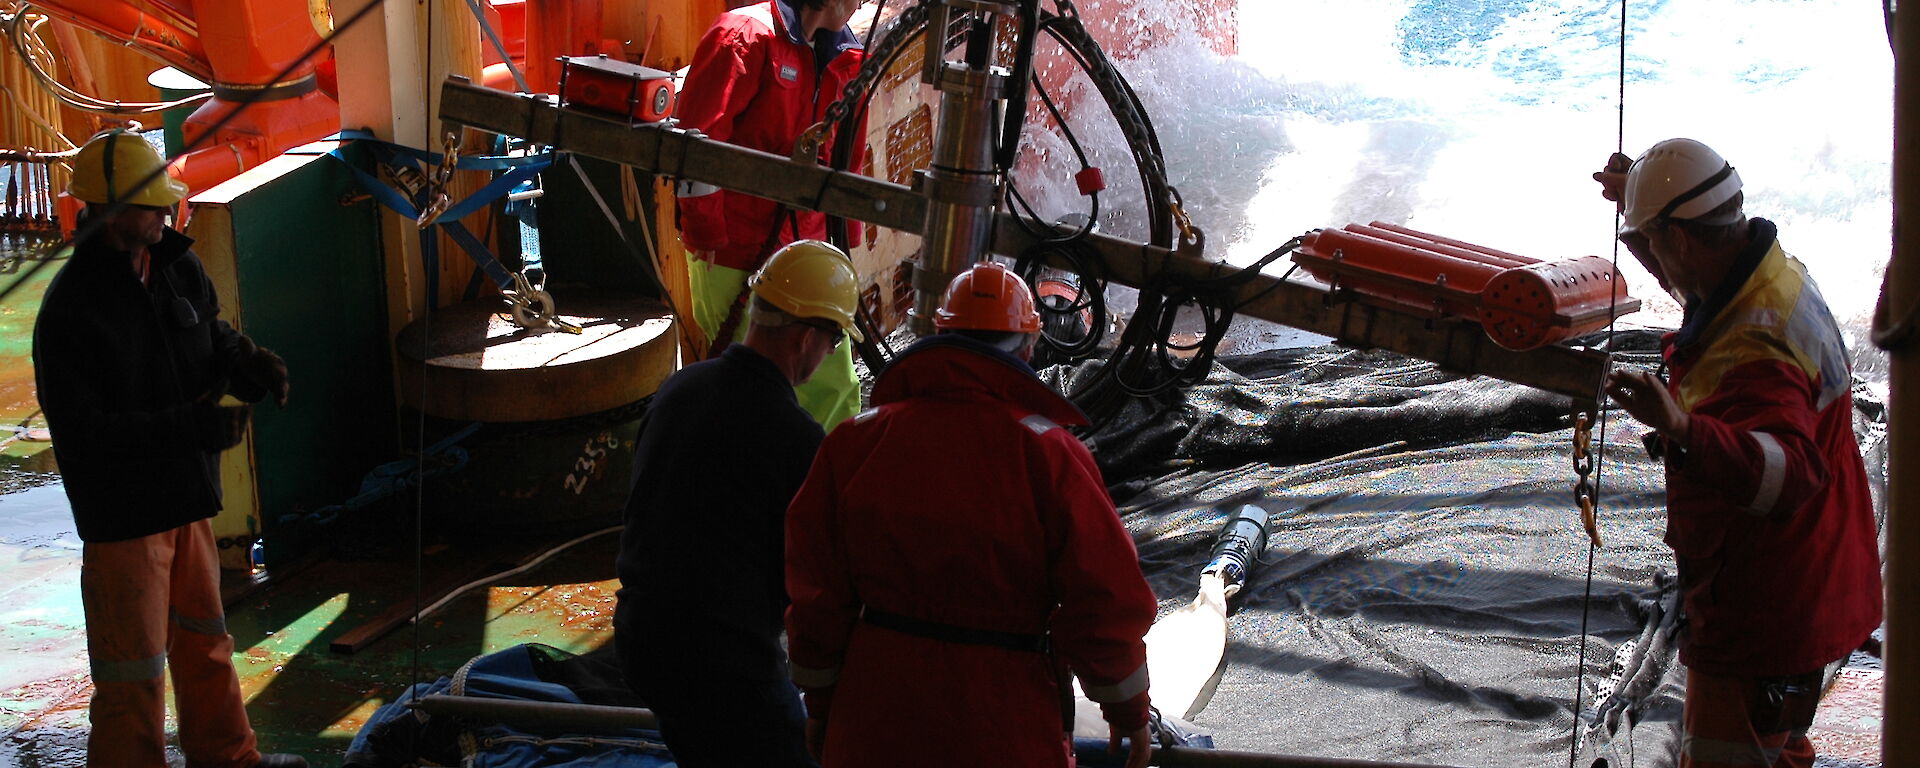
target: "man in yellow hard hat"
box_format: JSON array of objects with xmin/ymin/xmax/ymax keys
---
[
  {"xmin": 614, "ymin": 240, "xmax": 861, "ymax": 767},
  {"xmin": 32, "ymin": 129, "xmax": 302, "ymax": 768}
]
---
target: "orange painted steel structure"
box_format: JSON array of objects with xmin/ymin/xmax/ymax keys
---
[
  {"xmin": 27, "ymin": 0, "xmax": 208, "ymax": 82},
  {"xmin": 1293, "ymin": 222, "xmax": 1632, "ymax": 352},
  {"xmin": 35, "ymin": 0, "xmax": 340, "ymax": 237}
]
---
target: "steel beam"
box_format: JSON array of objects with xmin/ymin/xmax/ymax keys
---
[{"xmin": 438, "ymin": 78, "xmax": 1619, "ymax": 404}]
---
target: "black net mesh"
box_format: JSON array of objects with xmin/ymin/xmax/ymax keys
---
[{"xmin": 1037, "ymin": 328, "xmax": 1886, "ymax": 767}]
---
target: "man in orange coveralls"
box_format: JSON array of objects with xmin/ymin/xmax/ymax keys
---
[{"xmin": 785, "ymin": 261, "xmax": 1158, "ymax": 768}]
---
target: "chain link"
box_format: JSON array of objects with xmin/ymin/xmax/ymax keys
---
[
  {"xmin": 795, "ymin": 0, "xmax": 935, "ymax": 162},
  {"xmin": 1572, "ymin": 412, "xmax": 1601, "ymax": 547},
  {"xmin": 415, "ymin": 130, "xmax": 462, "ymax": 228}
]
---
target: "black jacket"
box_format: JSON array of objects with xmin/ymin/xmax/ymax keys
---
[
  {"xmin": 613, "ymin": 343, "xmax": 825, "ymax": 683},
  {"xmin": 33, "ymin": 225, "xmax": 267, "ymax": 542}
]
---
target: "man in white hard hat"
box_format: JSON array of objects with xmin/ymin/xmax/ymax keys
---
[{"xmin": 1594, "ymin": 139, "xmax": 1881, "ymax": 768}]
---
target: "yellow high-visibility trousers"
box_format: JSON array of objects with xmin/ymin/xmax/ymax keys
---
[{"xmin": 687, "ymin": 252, "xmax": 861, "ymax": 430}]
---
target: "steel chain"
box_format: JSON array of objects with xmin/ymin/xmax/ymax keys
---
[
  {"xmin": 416, "ymin": 130, "xmax": 462, "ymax": 228},
  {"xmin": 800, "ymin": 0, "xmax": 934, "ymax": 161},
  {"xmin": 1572, "ymin": 412, "xmax": 1601, "ymax": 547}
]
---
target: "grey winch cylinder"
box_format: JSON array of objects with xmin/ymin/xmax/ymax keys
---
[{"xmin": 1201, "ymin": 504, "xmax": 1270, "ymax": 589}]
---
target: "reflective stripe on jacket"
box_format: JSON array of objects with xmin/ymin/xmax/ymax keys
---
[{"xmin": 1660, "ymin": 219, "xmax": 1882, "ymax": 677}]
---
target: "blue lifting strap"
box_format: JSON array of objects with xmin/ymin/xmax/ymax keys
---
[{"xmin": 319, "ymin": 132, "xmax": 553, "ymax": 303}]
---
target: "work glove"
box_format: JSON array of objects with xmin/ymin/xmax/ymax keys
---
[
  {"xmin": 193, "ymin": 399, "xmax": 252, "ymax": 451},
  {"xmin": 1592, "ymin": 152, "xmax": 1672, "ymax": 293},
  {"xmin": 236, "ymin": 336, "xmax": 290, "ymax": 407}
]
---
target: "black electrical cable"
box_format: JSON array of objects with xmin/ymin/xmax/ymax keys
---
[
  {"xmin": 1035, "ymin": 15, "xmax": 1171, "ymax": 248},
  {"xmin": 1005, "ymin": 178, "xmax": 1097, "ymax": 243},
  {"xmin": 1013, "ymin": 235, "xmax": 1108, "ymax": 360},
  {"xmin": 1001, "ymin": 72, "xmax": 1100, "ymax": 245}
]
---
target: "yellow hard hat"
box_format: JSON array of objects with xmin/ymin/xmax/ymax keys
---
[
  {"xmin": 749, "ymin": 240, "xmax": 865, "ymax": 342},
  {"xmin": 68, "ymin": 130, "xmax": 189, "ymax": 207}
]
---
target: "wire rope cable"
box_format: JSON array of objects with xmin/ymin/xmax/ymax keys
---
[
  {"xmin": 410, "ymin": 526, "xmax": 624, "ymax": 622},
  {"xmin": 3, "ymin": 7, "xmax": 214, "ymax": 115},
  {"xmin": 1569, "ymin": 2, "xmax": 1632, "ymax": 766},
  {"xmin": 409, "ymin": 3, "xmax": 437, "ymax": 763}
]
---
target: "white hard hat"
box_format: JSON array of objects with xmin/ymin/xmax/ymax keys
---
[{"xmin": 1619, "ymin": 138, "xmax": 1743, "ymax": 234}]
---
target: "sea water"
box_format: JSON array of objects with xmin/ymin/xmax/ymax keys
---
[{"xmin": 1021, "ymin": 0, "xmax": 1893, "ymax": 366}]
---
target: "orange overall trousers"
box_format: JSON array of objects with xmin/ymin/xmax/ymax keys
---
[
  {"xmin": 82, "ymin": 518, "xmax": 259, "ymax": 768},
  {"xmin": 1680, "ymin": 665, "xmax": 1828, "ymax": 768}
]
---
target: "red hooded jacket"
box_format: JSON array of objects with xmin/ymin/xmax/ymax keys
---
[
  {"xmin": 785, "ymin": 337, "xmax": 1156, "ymax": 767},
  {"xmin": 1656, "ymin": 220, "xmax": 1881, "ymax": 678},
  {"xmin": 674, "ymin": 0, "xmax": 865, "ymax": 271}
]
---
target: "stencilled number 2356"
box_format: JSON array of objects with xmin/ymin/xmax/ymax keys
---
[{"xmin": 562, "ymin": 431, "xmax": 621, "ymax": 495}]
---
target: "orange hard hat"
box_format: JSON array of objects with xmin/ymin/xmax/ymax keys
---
[{"xmin": 934, "ymin": 261, "xmax": 1043, "ymax": 333}]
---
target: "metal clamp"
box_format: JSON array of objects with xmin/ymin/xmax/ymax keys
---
[
  {"xmin": 1170, "ymin": 196, "xmax": 1202, "ymax": 250},
  {"xmin": 791, "ymin": 121, "xmax": 832, "ymax": 164},
  {"xmin": 501, "ymin": 268, "xmax": 583, "ymax": 333}
]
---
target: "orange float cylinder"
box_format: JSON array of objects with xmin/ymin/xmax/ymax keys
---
[
  {"xmin": 1293, "ymin": 224, "xmax": 1507, "ymax": 317},
  {"xmin": 1293, "ymin": 223, "xmax": 1635, "ymax": 351},
  {"xmin": 1367, "ymin": 222, "xmax": 1537, "ymax": 269},
  {"xmin": 1362, "ymin": 222, "xmax": 1535, "ymax": 270},
  {"xmin": 1480, "ymin": 256, "xmax": 1630, "ymax": 351}
]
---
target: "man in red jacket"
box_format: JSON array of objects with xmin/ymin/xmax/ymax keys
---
[
  {"xmin": 1597, "ymin": 139, "xmax": 1882, "ymax": 768},
  {"xmin": 784, "ymin": 262, "xmax": 1157, "ymax": 768},
  {"xmin": 675, "ymin": 0, "xmax": 866, "ymax": 428}
]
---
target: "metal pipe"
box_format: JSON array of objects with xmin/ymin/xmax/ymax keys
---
[
  {"xmin": 1144, "ymin": 748, "xmax": 1460, "ymax": 768},
  {"xmin": 1883, "ymin": 1, "xmax": 1918, "ymax": 763},
  {"xmin": 407, "ymin": 695, "xmax": 1459, "ymax": 767},
  {"xmin": 409, "ymin": 694, "xmax": 660, "ymax": 732},
  {"xmin": 913, "ymin": 63, "xmax": 1002, "ymax": 334},
  {"xmin": 432, "ymin": 78, "xmax": 1623, "ymax": 404},
  {"xmin": 911, "ymin": 11, "xmax": 1005, "ymax": 335}
]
